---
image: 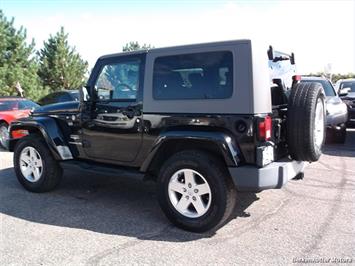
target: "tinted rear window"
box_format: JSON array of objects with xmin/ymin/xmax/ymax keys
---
[
  {"xmin": 39, "ymin": 91, "xmax": 78, "ymax": 105},
  {"xmin": 0, "ymin": 100, "xmax": 38, "ymax": 111},
  {"xmin": 18, "ymin": 100, "xmax": 39, "ymax": 110},
  {"xmin": 69, "ymin": 91, "xmax": 79, "ymax": 101},
  {"xmin": 57, "ymin": 92, "xmax": 73, "ymax": 102},
  {"xmin": 0, "ymin": 101, "xmax": 16, "ymax": 111},
  {"xmin": 153, "ymin": 51, "xmax": 233, "ymax": 100},
  {"xmin": 38, "ymin": 92, "xmax": 60, "ymax": 105}
]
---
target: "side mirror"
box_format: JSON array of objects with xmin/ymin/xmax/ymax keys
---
[
  {"xmin": 338, "ymin": 87, "xmax": 351, "ymax": 96},
  {"xmin": 79, "ymin": 86, "xmax": 90, "ymax": 102}
]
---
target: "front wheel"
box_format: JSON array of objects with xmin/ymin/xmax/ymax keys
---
[
  {"xmin": 0, "ymin": 123, "xmax": 9, "ymax": 149},
  {"xmin": 14, "ymin": 135, "xmax": 63, "ymax": 192},
  {"xmin": 157, "ymin": 150, "xmax": 236, "ymax": 233}
]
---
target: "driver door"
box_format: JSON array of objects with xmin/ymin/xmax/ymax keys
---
[{"xmin": 81, "ymin": 55, "xmax": 144, "ymax": 163}]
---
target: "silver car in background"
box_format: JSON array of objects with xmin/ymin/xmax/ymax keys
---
[
  {"xmin": 301, "ymin": 77, "xmax": 348, "ymax": 143},
  {"xmin": 335, "ymin": 78, "xmax": 355, "ymax": 127}
]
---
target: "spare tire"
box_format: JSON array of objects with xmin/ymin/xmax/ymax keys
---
[{"xmin": 287, "ymin": 82, "xmax": 326, "ymax": 161}]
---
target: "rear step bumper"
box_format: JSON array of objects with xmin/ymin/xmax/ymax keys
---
[{"xmin": 229, "ymin": 159, "xmax": 307, "ymax": 192}]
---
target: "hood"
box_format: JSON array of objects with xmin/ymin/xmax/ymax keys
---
[
  {"xmin": 345, "ymin": 92, "xmax": 355, "ymax": 99},
  {"xmin": 33, "ymin": 101, "xmax": 80, "ymax": 115},
  {"xmin": 325, "ymin": 96, "xmax": 343, "ymax": 104}
]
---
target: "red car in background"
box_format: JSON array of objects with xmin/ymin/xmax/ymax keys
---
[{"xmin": 0, "ymin": 97, "xmax": 39, "ymax": 149}]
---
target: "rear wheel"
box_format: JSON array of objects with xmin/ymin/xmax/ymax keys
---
[
  {"xmin": 157, "ymin": 150, "xmax": 236, "ymax": 232},
  {"xmin": 14, "ymin": 135, "xmax": 63, "ymax": 192},
  {"xmin": 287, "ymin": 82, "xmax": 326, "ymax": 161},
  {"xmin": 0, "ymin": 122, "xmax": 9, "ymax": 149}
]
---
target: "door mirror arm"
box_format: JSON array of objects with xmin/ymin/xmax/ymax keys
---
[{"xmin": 80, "ymin": 86, "xmax": 92, "ymax": 103}]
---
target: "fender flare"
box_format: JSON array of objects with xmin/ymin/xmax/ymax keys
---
[
  {"xmin": 9, "ymin": 117, "xmax": 73, "ymax": 160},
  {"xmin": 140, "ymin": 130, "xmax": 240, "ymax": 172}
]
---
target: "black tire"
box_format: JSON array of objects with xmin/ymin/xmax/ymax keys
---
[
  {"xmin": 328, "ymin": 125, "xmax": 346, "ymax": 144},
  {"xmin": 0, "ymin": 122, "xmax": 9, "ymax": 149},
  {"xmin": 14, "ymin": 135, "xmax": 63, "ymax": 192},
  {"xmin": 287, "ymin": 82, "xmax": 326, "ymax": 161},
  {"xmin": 157, "ymin": 150, "xmax": 236, "ymax": 233}
]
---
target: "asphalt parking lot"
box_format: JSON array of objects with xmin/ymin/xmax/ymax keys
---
[{"xmin": 1, "ymin": 130, "xmax": 355, "ymax": 265}]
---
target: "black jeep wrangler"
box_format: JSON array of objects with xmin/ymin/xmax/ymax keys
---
[{"xmin": 9, "ymin": 40, "xmax": 326, "ymax": 232}]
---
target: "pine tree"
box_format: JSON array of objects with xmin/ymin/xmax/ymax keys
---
[
  {"xmin": 38, "ymin": 27, "xmax": 88, "ymax": 92},
  {"xmin": 0, "ymin": 10, "xmax": 42, "ymax": 100},
  {"xmin": 122, "ymin": 41, "xmax": 153, "ymax": 52}
]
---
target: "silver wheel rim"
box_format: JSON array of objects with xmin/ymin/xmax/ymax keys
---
[
  {"xmin": 0, "ymin": 125, "xmax": 9, "ymax": 148},
  {"xmin": 314, "ymin": 98, "xmax": 325, "ymax": 149},
  {"xmin": 19, "ymin": 146, "xmax": 43, "ymax": 182},
  {"xmin": 168, "ymin": 169, "xmax": 212, "ymax": 218}
]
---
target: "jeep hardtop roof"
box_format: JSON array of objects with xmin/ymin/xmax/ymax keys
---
[
  {"xmin": 95, "ymin": 39, "xmax": 296, "ymax": 115},
  {"xmin": 98, "ymin": 39, "xmax": 252, "ymax": 60}
]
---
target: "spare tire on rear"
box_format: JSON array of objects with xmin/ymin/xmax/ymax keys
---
[{"xmin": 287, "ymin": 82, "xmax": 326, "ymax": 162}]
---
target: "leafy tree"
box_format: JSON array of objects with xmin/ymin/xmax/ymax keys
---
[
  {"xmin": 122, "ymin": 41, "xmax": 153, "ymax": 52},
  {"xmin": 0, "ymin": 10, "xmax": 43, "ymax": 100},
  {"xmin": 330, "ymin": 73, "xmax": 355, "ymax": 83},
  {"xmin": 38, "ymin": 27, "xmax": 88, "ymax": 92},
  {"xmin": 305, "ymin": 71, "xmax": 355, "ymax": 83}
]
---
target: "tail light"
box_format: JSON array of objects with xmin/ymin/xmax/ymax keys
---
[
  {"xmin": 258, "ymin": 115, "xmax": 272, "ymax": 141},
  {"xmin": 292, "ymin": 75, "xmax": 301, "ymax": 87},
  {"xmin": 292, "ymin": 75, "xmax": 301, "ymax": 81}
]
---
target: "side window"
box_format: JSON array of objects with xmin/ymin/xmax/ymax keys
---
[
  {"xmin": 153, "ymin": 51, "xmax": 233, "ymax": 100},
  {"xmin": 95, "ymin": 59, "xmax": 141, "ymax": 101}
]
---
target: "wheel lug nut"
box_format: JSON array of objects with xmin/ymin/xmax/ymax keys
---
[
  {"xmin": 192, "ymin": 196, "xmax": 196, "ymax": 201},
  {"xmin": 194, "ymin": 189, "xmax": 198, "ymax": 193},
  {"xmin": 188, "ymin": 183, "xmax": 192, "ymax": 188},
  {"xmin": 183, "ymin": 188, "xmax": 187, "ymax": 192}
]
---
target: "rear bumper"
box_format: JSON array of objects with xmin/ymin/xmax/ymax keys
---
[
  {"xmin": 348, "ymin": 108, "xmax": 355, "ymax": 121},
  {"xmin": 229, "ymin": 159, "xmax": 307, "ymax": 192},
  {"xmin": 346, "ymin": 108, "xmax": 355, "ymax": 127}
]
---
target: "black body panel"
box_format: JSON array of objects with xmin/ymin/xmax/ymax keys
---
[
  {"xmin": 33, "ymin": 101, "xmax": 80, "ymax": 115},
  {"xmin": 9, "ymin": 116, "xmax": 72, "ymax": 160},
  {"xmin": 138, "ymin": 113, "xmax": 257, "ymax": 169}
]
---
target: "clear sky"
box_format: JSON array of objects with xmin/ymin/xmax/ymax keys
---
[{"xmin": 1, "ymin": 0, "xmax": 355, "ymax": 74}]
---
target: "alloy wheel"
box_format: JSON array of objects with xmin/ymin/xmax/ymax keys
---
[{"xmin": 168, "ymin": 169, "xmax": 212, "ymax": 218}]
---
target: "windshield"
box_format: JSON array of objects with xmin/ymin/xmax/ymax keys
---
[
  {"xmin": 69, "ymin": 91, "xmax": 79, "ymax": 101},
  {"xmin": 0, "ymin": 100, "xmax": 39, "ymax": 111},
  {"xmin": 340, "ymin": 81, "xmax": 355, "ymax": 92},
  {"xmin": 301, "ymin": 79, "xmax": 336, "ymax": 96}
]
